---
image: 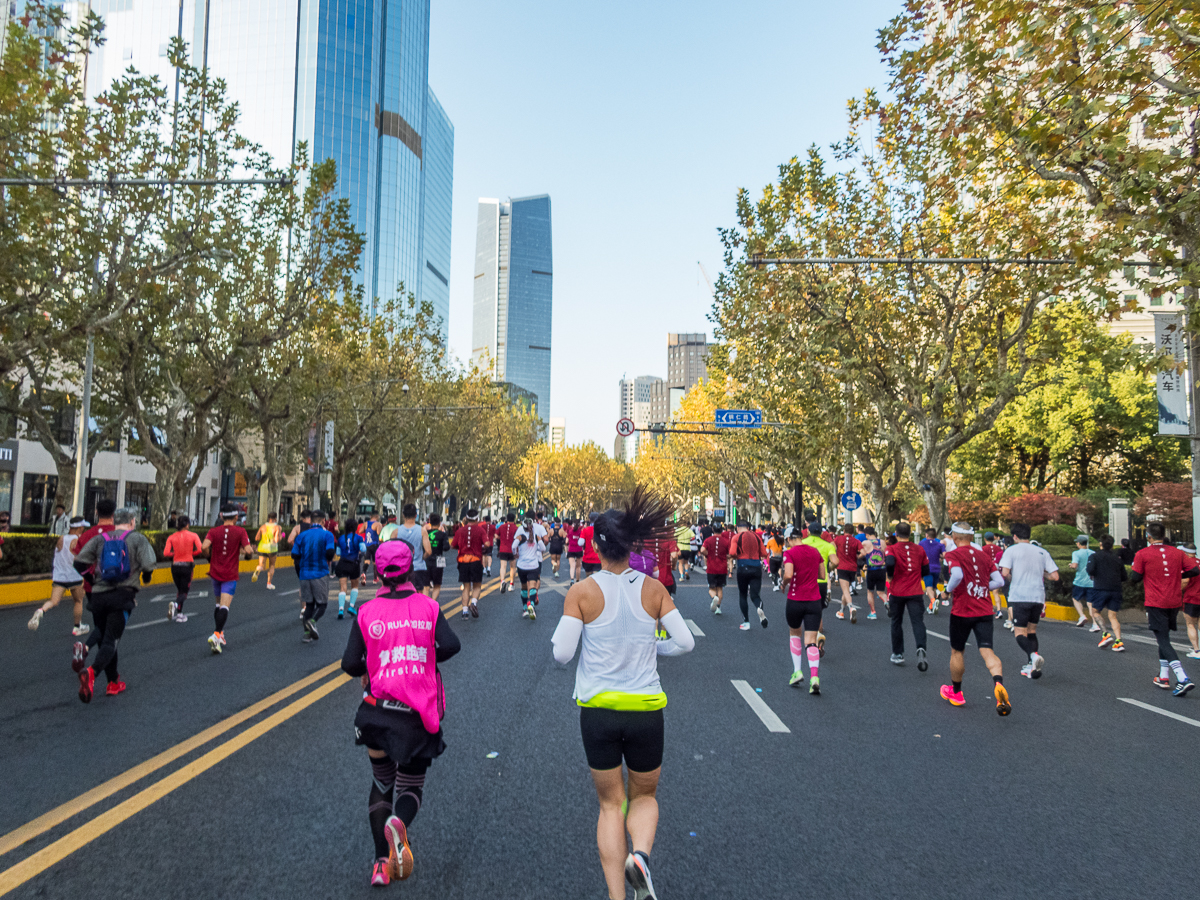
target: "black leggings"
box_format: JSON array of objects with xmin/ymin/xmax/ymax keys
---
[
  {"xmin": 736, "ymin": 565, "xmax": 763, "ymax": 621},
  {"xmin": 1152, "ymin": 628, "xmax": 1179, "ymax": 662},
  {"xmin": 888, "ymin": 595, "xmax": 927, "ymax": 654},
  {"xmin": 171, "ymin": 563, "xmax": 194, "ymax": 607},
  {"xmin": 90, "ymin": 590, "xmax": 135, "ymax": 681}
]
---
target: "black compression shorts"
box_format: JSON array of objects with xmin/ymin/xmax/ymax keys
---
[
  {"xmin": 517, "ymin": 566, "xmax": 541, "ymax": 584},
  {"xmin": 582, "ymin": 562, "xmax": 601, "ymax": 574},
  {"xmin": 949, "ymin": 614, "xmax": 994, "ymax": 651},
  {"xmin": 706, "ymin": 573, "xmax": 727, "ymax": 588},
  {"xmin": 1011, "ymin": 603, "xmax": 1042, "ymax": 628},
  {"xmin": 786, "ymin": 599, "xmax": 824, "ymax": 631},
  {"xmin": 837, "ymin": 569, "xmax": 857, "ymax": 582},
  {"xmin": 866, "ymin": 569, "xmax": 886, "ymax": 591},
  {"xmin": 579, "ymin": 707, "xmax": 664, "ymax": 773}
]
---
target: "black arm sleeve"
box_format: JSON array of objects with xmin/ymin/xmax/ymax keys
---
[
  {"xmin": 434, "ymin": 610, "xmax": 461, "ymax": 663},
  {"xmin": 342, "ymin": 618, "xmax": 368, "ymax": 677},
  {"xmin": 1185, "ymin": 566, "xmax": 1200, "ymax": 579},
  {"xmin": 325, "ymin": 548, "xmax": 336, "ymax": 562},
  {"xmin": 921, "ymin": 562, "xmax": 930, "ymax": 577},
  {"xmin": 885, "ymin": 557, "xmax": 896, "ymax": 577},
  {"xmin": 1129, "ymin": 570, "xmax": 1144, "ymax": 585}
]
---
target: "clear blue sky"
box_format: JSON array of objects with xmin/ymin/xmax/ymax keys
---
[{"xmin": 429, "ymin": 0, "xmax": 902, "ymax": 452}]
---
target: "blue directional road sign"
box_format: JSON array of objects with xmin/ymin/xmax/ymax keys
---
[
  {"xmin": 841, "ymin": 491, "xmax": 862, "ymax": 511},
  {"xmin": 714, "ymin": 409, "xmax": 763, "ymax": 428}
]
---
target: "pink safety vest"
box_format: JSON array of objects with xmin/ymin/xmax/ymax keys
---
[{"xmin": 357, "ymin": 587, "xmax": 444, "ymax": 734}]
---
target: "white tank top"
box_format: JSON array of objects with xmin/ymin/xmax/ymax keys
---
[
  {"xmin": 574, "ymin": 569, "xmax": 662, "ymax": 704},
  {"xmin": 53, "ymin": 534, "xmax": 80, "ymax": 583}
]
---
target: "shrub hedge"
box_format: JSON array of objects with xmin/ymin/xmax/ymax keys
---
[
  {"xmin": 0, "ymin": 527, "xmax": 215, "ymax": 579},
  {"xmin": 1031, "ymin": 523, "xmax": 1083, "ymax": 545}
]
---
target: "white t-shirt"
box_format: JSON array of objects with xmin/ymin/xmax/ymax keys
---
[
  {"xmin": 53, "ymin": 534, "xmax": 81, "ymax": 583},
  {"xmin": 515, "ymin": 523, "xmax": 547, "ymax": 570},
  {"xmin": 998, "ymin": 542, "xmax": 1058, "ymax": 605}
]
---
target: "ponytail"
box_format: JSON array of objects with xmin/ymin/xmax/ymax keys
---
[{"xmin": 592, "ymin": 485, "xmax": 675, "ymax": 562}]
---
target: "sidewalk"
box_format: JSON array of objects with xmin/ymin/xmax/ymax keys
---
[{"xmin": 0, "ymin": 557, "xmax": 294, "ymax": 608}]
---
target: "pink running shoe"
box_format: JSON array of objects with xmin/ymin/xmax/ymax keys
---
[
  {"xmin": 370, "ymin": 858, "xmax": 390, "ymax": 886},
  {"xmin": 939, "ymin": 684, "xmax": 965, "ymax": 706},
  {"xmin": 385, "ymin": 816, "xmax": 414, "ymax": 881}
]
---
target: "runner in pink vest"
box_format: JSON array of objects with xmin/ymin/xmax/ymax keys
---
[{"xmin": 341, "ymin": 540, "xmax": 461, "ymax": 887}]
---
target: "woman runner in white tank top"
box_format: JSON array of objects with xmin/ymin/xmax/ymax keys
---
[{"xmin": 552, "ymin": 487, "xmax": 695, "ymax": 900}]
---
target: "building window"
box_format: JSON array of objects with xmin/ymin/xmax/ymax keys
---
[
  {"xmin": 21, "ymin": 473, "xmax": 57, "ymax": 526},
  {"xmin": 1150, "ymin": 294, "xmax": 1163, "ymax": 307}
]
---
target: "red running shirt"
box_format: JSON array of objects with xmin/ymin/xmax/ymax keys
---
[
  {"xmin": 496, "ymin": 522, "xmax": 518, "ymax": 554},
  {"xmin": 943, "ymin": 545, "xmax": 998, "ymax": 618},
  {"xmin": 1133, "ymin": 543, "xmax": 1194, "ymax": 609},
  {"xmin": 886, "ymin": 541, "xmax": 926, "ymax": 597},
  {"xmin": 207, "ymin": 524, "xmax": 250, "ymax": 581},
  {"xmin": 834, "ymin": 535, "xmax": 862, "ymax": 572},
  {"xmin": 784, "ymin": 544, "xmax": 824, "ymax": 602},
  {"xmin": 650, "ymin": 538, "xmax": 677, "ymax": 586},
  {"xmin": 702, "ymin": 533, "xmax": 729, "ymax": 575},
  {"xmin": 581, "ymin": 525, "xmax": 600, "ymax": 564}
]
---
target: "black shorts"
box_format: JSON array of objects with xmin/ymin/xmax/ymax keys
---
[
  {"xmin": 567, "ymin": 551, "xmax": 584, "ymax": 559},
  {"xmin": 425, "ymin": 564, "xmax": 445, "ymax": 586},
  {"xmin": 1091, "ymin": 590, "xmax": 1123, "ymax": 612},
  {"xmin": 665, "ymin": 582, "xmax": 676, "ymax": 595},
  {"xmin": 1011, "ymin": 603, "xmax": 1042, "ymax": 628},
  {"xmin": 707, "ymin": 573, "xmax": 727, "ymax": 588},
  {"xmin": 786, "ymin": 599, "xmax": 823, "ymax": 631},
  {"xmin": 579, "ymin": 707, "xmax": 664, "ymax": 773},
  {"xmin": 1184, "ymin": 602, "xmax": 1200, "ymax": 619},
  {"xmin": 769, "ymin": 558, "xmax": 782, "ymax": 576},
  {"xmin": 1147, "ymin": 606, "xmax": 1179, "ymax": 633},
  {"xmin": 335, "ymin": 559, "xmax": 361, "ymax": 579},
  {"xmin": 53, "ymin": 579, "xmax": 84, "ymax": 589},
  {"xmin": 549, "ymin": 542, "xmax": 564, "ymax": 555},
  {"xmin": 457, "ymin": 560, "xmax": 483, "ymax": 584},
  {"xmin": 949, "ymin": 614, "xmax": 994, "ymax": 651},
  {"xmin": 517, "ymin": 566, "xmax": 541, "ymax": 584},
  {"xmin": 363, "ymin": 545, "xmax": 377, "ymax": 561},
  {"xmin": 681, "ymin": 550, "xmax": 695, "ymax": 562},
  {"xmin": 837, "ymin": 569, "xmax": 857, "ymax": 582},
  {"xmin": 582, "ymin": 562, "xmax": 601, "ymax": 574},
  {"xmin": 412, "ymin": 568, "xmax": 444, "ymax": 589},
  {"xmin": 498, "ymin": 551, "xmax": 515, "ymax": 561},
  {"xmin": 866, "ymin": 569, "xmax": 886, "ymax": 591}
]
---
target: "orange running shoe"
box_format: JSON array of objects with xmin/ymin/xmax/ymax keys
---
[{"xmin": 994, "ymin": 682, "xmax": 1011, "ymax": 716}]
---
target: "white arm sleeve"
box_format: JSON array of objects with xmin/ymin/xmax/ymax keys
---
[
  {"xmin": 551, "ymin": 615, "xmax": 583, "ymax": 665},
  {"xmin": 945, "ymin": 566, "xmax": 964, "ymax": 593},
  {"xmin": 989, "ymin": 570, "xmax": 1006, "ymax": 590},
  {"xmin": 656, "ymin": 608, "xmax": 695, "ymax": 657}
]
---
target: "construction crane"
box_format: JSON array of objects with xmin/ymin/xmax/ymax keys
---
[{"xmin": 697, "ymin": 261, "xmax": 715, "ymax": 297}]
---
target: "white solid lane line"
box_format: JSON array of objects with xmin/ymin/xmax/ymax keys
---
[
  {"xmin": 928, "ymin": 630, "xmax": 949, "ymax": 641},
  {"xmin": 731, "ymin": 680, "xmax": 790, "ymax": 733},
  {"xmin": 126, "ymin": 617, "xmax": 171, "ymax": 630},
  {"xmin": 685, "ymin": 619, "xmax": 705, "ymax": 637},
  {"xmin": 1119, "ymin": 697, "xmax": 1200, "ymax": 728}
]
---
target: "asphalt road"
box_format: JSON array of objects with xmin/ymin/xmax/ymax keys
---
[{"xmin": 1, "ymin": 561, "xmax": 1198, "ymax": 899}]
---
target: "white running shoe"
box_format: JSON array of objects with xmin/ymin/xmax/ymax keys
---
[
  {"xmin": 167, "ymin": 601, "xmax": 177, "ymax": 619},
  {"xmin": 27, "ymin": 609, "xmax": 43, "ymax": 631},
  {"xmin": 757, "ymin": 606, "xmax": 768, "ymax": 628},
  {"xmin": 71, "ymin": 623, "xmax": 90, "ymax": 636},
  {"xmin": 1088, "ymin": 623, "xmax": 1101, "ymax": 633},
  {"xmin": 1020, "ymin": 663, "xmax": 1034, "ymax": 678},
  {"xmin": 1075, "ymin": 615, "xmax": 1088, "ymax": 627},
  {"xmin": 738, "ymin": 621, "xmax": 751, "ymax": 631},
  {"xmin": 266, "ymin": 583, "xmax": 276, "ymax": 591},
  {"xmin": 1187, "ymin": 650, "xmax": 1200, "ymax": 660},
  {"xmin": 714, "ymin": 605, "xmax": 722, "ymax": 616},
  {"xmin": 521, "ymin": 605, "xmax": 530, "ymax": 618},
  {"xmin": 1003, "ymin": 620, "xmax": 1014, "ymax": 630},
  {"xmin": 208, "ymin": 632, "xmax": 223, "ymax": 654},
  {"xmin": 624, "ymin": 852, "xmax": 658, "ymax": 900},
  {"xmin": 1030, "ymin": 652, "xmax": 1044, "ymax": 677},
  {"xmin": 173, "ymin": 613, "xmax": 189, "ymax": 623},
  {"xmin": 710, "ymin": 596, "xmax": 719, "ymax": 613}
]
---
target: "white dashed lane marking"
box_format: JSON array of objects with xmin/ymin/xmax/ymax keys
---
[{"xmin": 731, "ymin": 680, "xmax": 790, "ymax": 733}]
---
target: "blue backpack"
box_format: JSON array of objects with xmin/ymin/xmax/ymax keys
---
[{"xmin": 99, "ymin": 531, "xmax": 132, "ymax": 581}]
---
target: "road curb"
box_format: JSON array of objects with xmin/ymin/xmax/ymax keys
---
[{"xmin": 0, "ymin": 557, "xmax": 294, "ymax": 609}]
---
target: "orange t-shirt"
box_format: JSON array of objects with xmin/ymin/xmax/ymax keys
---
[{"xmin": 164, "ymin": 530, "xmax": 203, "ymax": 564}]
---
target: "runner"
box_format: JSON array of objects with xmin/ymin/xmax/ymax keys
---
[
  {"xmin": 919, "ymin": 527, "xmax": 945, "ymax": 615},
  {"xmin": 361, "ymin": 512, "xmax": 382, "ymax": 585},
  {"xmin": 780, "ymin": 524, "xmax": 827, "ymax": 694},
  {"xmin": 728, "ymin": 520, "xmax": 769, "ymax": 631},
  {"xmin": 482, "ymin": 513, "xmax": 495, "ymax": 579},
  {"xmin": 420, "ymin": 513, "xmax": 448, "ymax": 603},
  {"xmin": 648, "ymin": 531, "xmax": 678, "ymax": 601},
  {"xmin": 550, "ymin": 487, "xmax": 694, "ymax": 900},
  {"xmin": 673, "ymin": 519, "xmax": 693, "ymax": 583},
  {"xmin": 28, "ymin": 516, "xmax": 90, "ymax": 635},
  {"xmin": 379, "ymin": 513, "xmax": 400, "ymax": 543},
  {"xmin": 336, "ymin": 517, "xmax": 367, "ymax": 618},
  {"xmin": 982, "ymin": 532, "xmax": 1008, "ymax": 623},
  {"xmin": 251, "ymin": 512, "xmax": 284, "ymax": 589},
  {"xmin": 1182, "ymin": 544, "xmax": 1200, "ymax": 660},
  {"xmin": 394, "ymin": 505, "xmax": 428, "ymax": 600},
  {"xmin": 200, "ymin": 505, "xmax": 254, "ymax": 655},
  {"xmin": 939, "ymin": 523, "xmax": 1011, "ymax": 714},
  {"xmin": 74, "ymin": 499, "xmax": 118, "ymax": 658},
  {"xmin": 495, "ymin": 513, "xmax": 519, "ymax": 593},
  {"xmin": 340, "ymin": 539, "xmax": 461, "ymax": 887},
  {"xmin": 1131, "ymin": 522, "xmax": 1198, "ymax": 696},
  {"xmin": 998, "ymin": 522, "xmax": 1059, "ymax": 680},
  {"xmin": 70, "ymin": 507, "xmax": 157, "ymax": 702},
  {"xmin": 451, "ymin": 509, "xmax": 487, "ymax": 619},
  {"xmin": 698, "ymin": 522, "xmax": 729, "ymax": 615},
  {"xmin": 833, "ymin": 523, "xmax": 862, "ymax": 624},
  {"xmin": 287, "ymin": 508, "xmax": 311, "ymax": 546},
  {"xmin": 163, "ymin": 515, "xmax": 203, "ymax": 623},
  {"xmin": 548, "ymin": 518, "xmax": 566, "ymax": 579},
  {"xmin": 766, "ymin": 526, "xmax": 785, "ymax": 592},
  {"xmin": 514, "ymin": 515, "xmax": 547, "ymax": 620},
  {"xmin": 292, "ymin": 510, "xmax": 336, "ymax": 642},
  {"xmin": 799, "ymin": 522, "xmax": 838, "ymax": 643},
  {"xmin": 1088, "ymin": 534, "xmax": 1127, "ymax": 652},
  {"xmin": 1069, "ymin": 535, "xmax": 1100, "ymax": 629},
  {"xmin": 886, "ymin": 522, "xmax": 930, "ymax": 670},
  {"xmin": 858, "ymin": 525, "xmax": 885, "ymax": 620},
  {"xmin": 580, "ymin": 512, "xmax": 602, "ymax": 578}
]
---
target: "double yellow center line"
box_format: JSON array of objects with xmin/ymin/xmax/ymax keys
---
[{"xmin": 0, "ymin": 662, "xmax": 351, "ymax": 896}]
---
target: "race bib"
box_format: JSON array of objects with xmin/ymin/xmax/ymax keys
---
[{"xmin": 436, "ymin": 556, "xmax": 446, "ymax": 569}]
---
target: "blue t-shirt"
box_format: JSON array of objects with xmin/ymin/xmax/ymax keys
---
[
  {"xmin": 1071, "ymin": 547, "xmax": 1094, "ymax": 588},
  {"xmin": 291, "ymin": 527, "xmax": 335, "ymax": 579},
  {"xmin": 919, "ymin": 538, "xmax": 944, "ymax": 573}
]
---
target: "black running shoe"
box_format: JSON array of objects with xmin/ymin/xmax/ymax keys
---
[{"xmin": 916, "ymin": 647, "xmax": 928, "ymax": 672}]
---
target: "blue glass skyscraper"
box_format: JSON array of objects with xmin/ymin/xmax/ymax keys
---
[
  {"xmin": 83, "ymin": 0, "xmax": 453, "ymax": 341},
  {"xmin": 472, "ymin": 195, "xmax": 553, "ymax": 424}
]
